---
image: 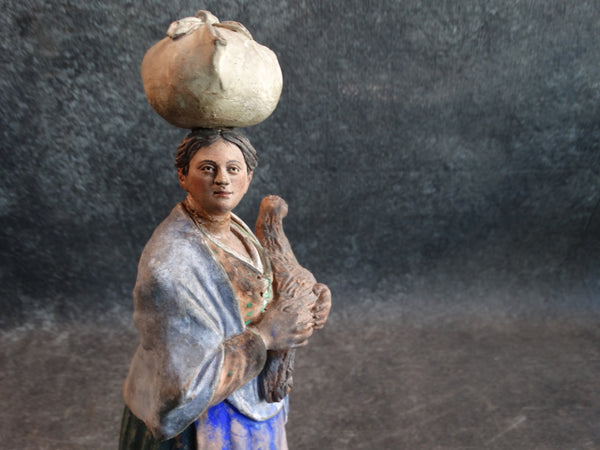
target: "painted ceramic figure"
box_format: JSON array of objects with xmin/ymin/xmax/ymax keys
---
[{"xmin": 119, "ymin": 128, "xmax": 331, "ymax": 449}]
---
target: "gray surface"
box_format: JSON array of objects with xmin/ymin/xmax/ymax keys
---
[{"xmin": 1, "ymin": 303, "xmax": 598, "ymax": 449}]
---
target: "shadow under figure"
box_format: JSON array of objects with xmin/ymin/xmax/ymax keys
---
[{"xmin": 119, "ymin": 128, "xmax": 331, "ymax": 449}]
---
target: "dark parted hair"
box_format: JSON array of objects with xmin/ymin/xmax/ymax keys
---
[{"xmin": 175, "ymin": 128, "xmax": 258, "ymax": 175}]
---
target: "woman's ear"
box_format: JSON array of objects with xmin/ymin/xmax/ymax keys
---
[
  {"xmin": 241, "ymin": 170, "xmax": 253, "ymax": 195},
  {"xmin": 177, "ymin": 169, "xmax": 187, "ymax": 191}
]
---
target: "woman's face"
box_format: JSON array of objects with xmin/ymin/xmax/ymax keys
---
[{"xmin": 178, "ymin": 139, "xmax": 253, "ymax": 216}]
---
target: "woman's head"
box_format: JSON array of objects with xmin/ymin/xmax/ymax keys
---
[{"xmin": 175, "ymin": 128, "xmax": 258, "ymax": 175}]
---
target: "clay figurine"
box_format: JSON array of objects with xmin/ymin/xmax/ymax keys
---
[
  {"xmin": 119, "ymin": 129, "xmax": 331, "ymax": 449},
  {"xmin": 119, "ymin": 11, "xmax": 330, "ymax": 448}
]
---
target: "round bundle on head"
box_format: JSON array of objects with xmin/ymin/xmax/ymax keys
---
[{"xmin": 141, "ymin": 10, "xmax": 283, "ymax": 129}]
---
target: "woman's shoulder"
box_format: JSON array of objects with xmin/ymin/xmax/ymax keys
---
[
  {"xmin": 147, "ymin": 203, "xmax": 198, "ymax": 242},
  {"xmin": 139, "ymin": 204, "xmax": 211, "ymax": 272}
]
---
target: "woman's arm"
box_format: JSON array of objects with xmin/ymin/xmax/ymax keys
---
[
  {"xmin": 209, "ymin": 329, "xmax": 267, "ymax": 406},
  {"xmin": 209, "ymin": 298, "xmax": 315, "ymax": 405}
]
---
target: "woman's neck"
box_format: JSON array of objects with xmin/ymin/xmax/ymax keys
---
[{"xmin": 184, "ymin": 196, "xmax": 231, "ymax": 238}]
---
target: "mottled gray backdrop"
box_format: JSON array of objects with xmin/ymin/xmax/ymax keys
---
[
  {"xmin": 2, "ymin": 0, "xmax": 599, "ymax": 323},
  {"xmin": 2, "ymin": 2, "xmax": 600, "ymax": 449}
]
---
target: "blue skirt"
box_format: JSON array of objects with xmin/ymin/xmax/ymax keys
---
[
  {"xmin": 119, "ymin": 401, "xmax": 287, "ymax": 450},
  {"xmin": 196, "ymin": 401, "xmax": 287, "ymax": 449}
]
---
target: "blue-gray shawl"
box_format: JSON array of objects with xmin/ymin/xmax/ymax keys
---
[{"xmin": 123, "ymin": 204, "xmax": 285, "ymax": 441}]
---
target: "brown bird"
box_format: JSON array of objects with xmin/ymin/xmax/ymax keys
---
[{"xmin": 254, "ymin": 195, "xmax": 331, "ymax": 402}]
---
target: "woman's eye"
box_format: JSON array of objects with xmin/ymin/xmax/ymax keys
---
[
  {"xmin": 228, "ymin": 166, "xmax": 241, "ymax": 173},
  {"xmin": 201, "ymin": 166, "xmax": 215, "ymax": 172}
]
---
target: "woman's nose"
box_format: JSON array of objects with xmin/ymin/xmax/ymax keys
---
[{"xmin": 214, "ymin": 169, "xmax": 230, "ymax": 185}]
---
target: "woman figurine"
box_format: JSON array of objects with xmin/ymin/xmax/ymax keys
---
[{"xmin": 119, "ymin": 128, "xmax": 331, "ymax": 449}]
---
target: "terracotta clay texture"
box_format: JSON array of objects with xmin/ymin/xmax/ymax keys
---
[
  {"xmin": 141, "ymin": 10, "xmax": 283, "ymax": 129},
  {"xmin": 254, "ymin": 195, "xmax": 332, "ymax": 402}
]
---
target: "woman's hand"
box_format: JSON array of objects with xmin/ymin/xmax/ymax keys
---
[{"xmin": 249, "ymin": 293, "xmax": 316, "ymax": 350}]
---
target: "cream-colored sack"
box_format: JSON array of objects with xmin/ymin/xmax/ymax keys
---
[{"xmin": 141, "ymin": 10, "xmax": 283, "ymax": 129}]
